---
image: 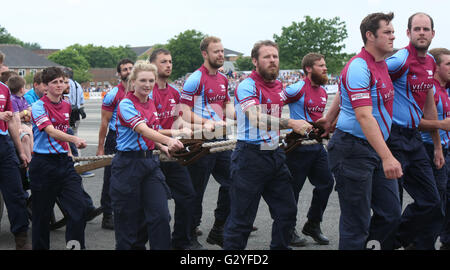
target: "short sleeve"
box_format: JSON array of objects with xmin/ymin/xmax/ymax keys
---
[
  {"xmin": 236, "ymin": 79, "xmax": 259, "ymax": 112},
  {"xmin": 342, "ymin": 58, "xmax": 372, "ymax": 109},
  {"xmin": 386, "ymin": 49, "xmax": 409, "ymax": 81},
  {"xmin": 102, "ymin": 87, "xmax": 119, "ymax": 112},
  {"xmin": 31, "ymin": 101, "xmax": 52, "ymax": 131},
  {"xmin": 118, "ymin": 99, "xmax": 145, "ymax": 130},
  {"xmin": 283, "ymin": 81, "xmax": 305, "ymax": 104},
  {"xmin": 180, "ymin": 70, "xmax": 202, "ymax": 106}
]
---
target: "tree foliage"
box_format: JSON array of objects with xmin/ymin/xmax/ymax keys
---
[
  {"xmin": 0, "ymin": 25, "xmax": 41, "ymax": 49},
  {"xmin": 274, "ymin": 16, "xmax": 349, "ymax": 75},
  {"xmin": 48, "ymin": 48, "xmax": 91, "ymax": 82},
  {"xmin": 66, "ymin": 44, "xmax": 136, "ymax": 68},
  {"xmin": 235, "ymin": 56, "xmax": 254, "ymax": 71},
  {"xmin": 166, "ymin": 30, "xmax": 206, "ymax": 80}
]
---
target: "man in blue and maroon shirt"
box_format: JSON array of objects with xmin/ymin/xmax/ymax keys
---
[
  {"xmin": 179, "ymin": 36, "xmax": 235, "ymax": 249},
  {"xmin": 96, "ymin": 58, "xmax": 134, "ymax": 230},
  {"xmin": 149, "ymin": 48, "xmax": 196, "ymax": 250},
  {"xmin": 322, "ymin": 12, "xmax": 403, "ymax": 250},
  {"xmin": 223, "ymin": 40, "xmax": 313, "ymax": 250},
  {"xmin": 417, "ymin": 48, "xmax": 450, "ymax": 250},
  {"xmin": 283, "ymin": 53, "xmax": 334, "ymax": 246},
  {"xmin": 386, "ymin": 12, "xmax": 443, "ymax": 250}
]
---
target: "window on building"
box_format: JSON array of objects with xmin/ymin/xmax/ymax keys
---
[
  {"xmin": 97, "ymin": 82, "xmax": 102, "ymax": 86},
  {"xmin": 31, "ymin": 69, "xmax": 37, "ymax": 75},
  {"xmin": 90, "ymin": 82, "xmax": 95, "ymax": 86},
  {"xmin": 18, "ymin": 69, "xmax": 26, "ymax": 77}
]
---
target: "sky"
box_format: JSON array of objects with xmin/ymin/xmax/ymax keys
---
[{"xmin": 2, "ymin": 0, "xmax": 449, "ymax": 56}]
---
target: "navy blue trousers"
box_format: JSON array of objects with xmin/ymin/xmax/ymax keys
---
[
  {"xmin": 160, "ymin": 161, "xmax": 195, "ymax": 249},
  {"xmin": 29, "ymin": 153, "xmax": 87, "ymax": 250},
  {"xmin": 223, "ymin": 142, "xmax": 297, "ymax": 250},
  {"xmin": 387, "ymin": 125, "xmax": 441, "ymax": 250},
  {"xmin": 442, "ymin": 151, "xmax": 450, "ymax": 244},
  {"xmin": 110, "ymin": 151, "xmax": 171, "ymax": 250},
  {"xmin": 0, "ymin": 135, "xmax": 29, "ymax": 235},
  {"xmin": 328, "ymin": 130, "xmax": 402, "ymax": 250},
  {"xmin": 423, "ymin": 143, "xmax": 448, "ymax": 247},
  {"xmin": 101, "ymin": 129, "xmax": 116, "ymax": 215},
  {"xmin": 286, "ymin": 144, "xmax": 334, "ymax": 223},
  {"xmin": 67, "ymin": 127, "xmax": 95, "ymax": 212},
  {"xmin": 187, "ymin": 150, "xmax": 231, "ymax": 229}
]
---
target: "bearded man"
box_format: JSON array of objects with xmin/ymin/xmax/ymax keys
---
[
  {"xmin": 96, "ymin": 58, "xmax": 134, "ymax": 230},
  {"xmin": 282, "ymin": 53, "xmax": 334, "ymax": 247},
  {"xmin": 223, "ymin": 40, "xmax": 313, "ymax": 250},
  {"xmin": 179, "ymin": 36, "xmax": 236, "ymax": 249}
]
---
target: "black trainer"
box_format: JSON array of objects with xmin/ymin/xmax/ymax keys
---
[
  {"xmin": 206, "ymin": 220, "xmax": 225, "ymax": 248},
  {"xmin": 86, "ymin": 207, "xmax": 103, "ymax": 222},
  {"xmin": 102, "ymin": 214, "xmax": 114, "ymax": 230},
  {"xmin": 440, "ymin": 242, "xmax": 450, "ymax": 250},
  {"xmin": 289, "ymin": 229, "xmax": 307, "ymax": 247},
  {"xmin": 189, "ymin": 234, "xmax": 207, "ymax": 250},
  {"xmin": 195, "ymin": 227, "xmax": 203, "ymax": 236},
  {"xmin": 302, "ymin": 220, "xmax": 329, "ymax": 245}
]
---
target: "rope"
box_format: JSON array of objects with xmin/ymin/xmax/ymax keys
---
[
  {"xmin": 73, "ymin": 133, "xmax": 331, "ymax": 164},
  {"xmin": 73, "ymin": 155, "xmax": 114, "ymax": 162}
]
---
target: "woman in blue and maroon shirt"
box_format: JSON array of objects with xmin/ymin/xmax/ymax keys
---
[
  {"xmin": 30, "ymin": 67, "xmax": 88, "ymax": 250},
  {"xmin": 111, "ymin": 60, "xmax": 184, "ymax": 250}
]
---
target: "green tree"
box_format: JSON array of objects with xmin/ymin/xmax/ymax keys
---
[
  {"xmin": 273, "ymin": 16, "xmax": 348, "ymax": 75},
  {"xmin": 0, "ymin": 25, "xmax": 41, "ymax": 49},
  {"xmin": 48, "ymin": 48, "xmax": 91, "ymax": 83},
  {"xmin": 108, "ymin": 45, "xmax": 137, "ymax": 64},
  {"xmin": 166, "ymin": 30, "xmax": 206, "ymax": 79},
  {"xmin": 235, "ymin": 56, "xmax": 254, "ymax": 71}
]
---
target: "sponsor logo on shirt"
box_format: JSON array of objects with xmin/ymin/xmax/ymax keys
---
[
  {"xmin": 308, "ymin": 106, "xmax": 325, "ymax": 113},
  {"xmin": 411, "ymin": 82, "xmax": 433, "ymax": 93},
  {"xmin": 351, "ymin": 93, "xmax": 370, "ymax": 101},
  {"xmin": 383, "ymin": 89, "xmax": 395, "ymax": 100}
]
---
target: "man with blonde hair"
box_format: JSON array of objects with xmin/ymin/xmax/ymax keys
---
[{"xmin": 179, "ymin": 36, "xmax": 234, "ymax": 249}]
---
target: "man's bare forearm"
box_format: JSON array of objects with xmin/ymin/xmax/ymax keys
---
[{"xmin": 245, "ymin": 106, "xmax": 290, "ymax": 131}]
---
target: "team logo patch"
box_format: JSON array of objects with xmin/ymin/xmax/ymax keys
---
[
  {"xmin": 267, "ymin": 98, "xmax": 272, "ymax": 103},
  {"xmin": 181, "ymin": 94, "xmax": 193, "ymax": 101},
  {"xmin": 169, "ymin": 98, "xmax": 176, "ymax": 103},
  {"xmin": 351, "ymin": 93, "xmax": 370, "ymax": 101}
]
